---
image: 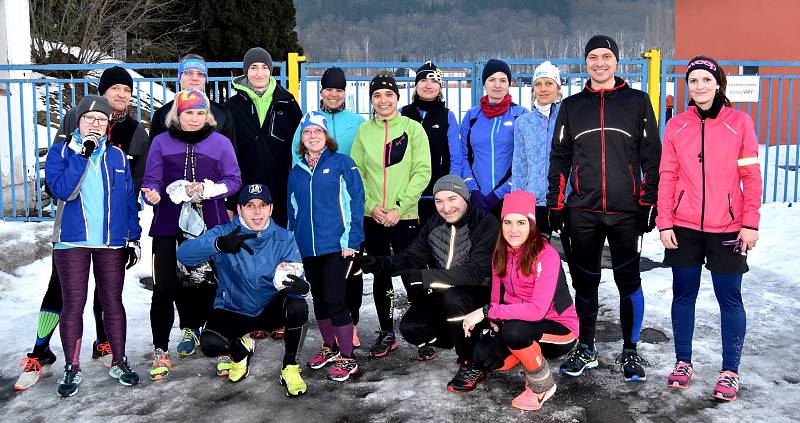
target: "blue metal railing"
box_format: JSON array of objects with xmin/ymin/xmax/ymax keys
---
[
  {"xmin": 297, "ymin": 58, "xmax": 648, "ymax": 122},
  {"xmin": 0, "ymin": 61, "xmax": 286, "ymax": 220},
  {"xmin": 660, "ymin": 60, "xmax": 800, "ymax": 203}
]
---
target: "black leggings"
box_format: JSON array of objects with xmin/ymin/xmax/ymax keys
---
[
  {"xmin": 31, "ymin": 258, "xmax": 107, "ymax": 356},
  {"xmin": 303, "ymin": 253, "xmax": 352, "ymax": 326},
  {"xmin": 363, "ymin": 219, "xmax": 420, "ymax": 332},
  {"xmin": 566, "ymin": 209, "xmax": 644, "ymax": 350},
  {"xmin": 200, "ymin": 295, "xmax": 308, "ymax": 366},
  {"xmin": 399, "ymin": 286, "xmax": 489, "ymax": 362},
  {"xmin": 473, "ymin": 320, "xmax": 576, "ymax": 371},
  {"xmin": 150, "ymin": 236, "xmax": 216, "ymax": 351}
]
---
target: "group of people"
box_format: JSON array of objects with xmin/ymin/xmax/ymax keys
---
[{"xmin": 14, "ymin": 34, "xmax": 761, "ymax": 409}]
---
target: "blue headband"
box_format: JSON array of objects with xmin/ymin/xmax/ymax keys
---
[{"xmin": 178, "ymin": 59, "xmax": 207, "ymax": 77}]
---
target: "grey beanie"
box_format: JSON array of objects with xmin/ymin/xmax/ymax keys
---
[
  {"xmin": 433, "ymin": 174, "xmax": 470, "ymax": 201},
  {"xmin": 243, "ymin": 47, "xmax": 273, "ymax": 75},
  {"xmin": 76, "ymin": 95, "xmax": 111, "ymax": 119}
]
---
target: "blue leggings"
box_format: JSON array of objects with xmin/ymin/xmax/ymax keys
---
[{"xmin": 671, "ymin": 266, "xmax": 746, "ymax": 372}]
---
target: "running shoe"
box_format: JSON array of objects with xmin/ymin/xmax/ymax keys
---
[
  {"xmin": 57, "ymin": 365, "xmax": 81, "ymax": 397},
  {"xmin": 559, "ymin": 343, "xmax": 598, "ymax": 377},
  {"xmin": 216, "ymin": 355, "xmax": 232, "ymax": 376},
  {"xmin": 327, "ymin": 357, "xmax": 360, "ymax": 382},
  {"xmin": 447, "ymin": 362, "xmax": 486, "ymax": 393},
  {"xmin": 229, "ymin": 335, "xmax": 254, "ymax": 383},
  {"xmin": 109, "ymin": 357, "xmax": 140, "ymax": 386},
  {"xmin": 307, "ymin": 344, "xmax": 340, "ymax": 369},
  {"xmin": 667, "ymin": 361, "xmax": 694, "ymax": 389},
  {"xmin": 367, "ymin": 331, "xmax": 398, "ymax": 358},
  {"xmin": 176, "ymin": 328, "xmax": 200, "ymax": 356},
  {"xmin": 149, "ymin": 348, "xmax": 172, "ymax": 381},
  {"xmin": 616, "ymin": 349, "xmax": 647, "ymax": 382},
  {"xmin": 91, "ymin": 340, "xmax": 113, "ymax": 368},
  {"xmin": 15, "ymin": 350, "xmax": 56, "ymax": 391},
  {"xmin": 712, "ymin": 370, "xmax": 739, "ymax": 401},
  {"xmin": 417, "ymin": 345, "xmax": 437, "ymax": 361},
  {"xmin": 280, "ymin": 364, "xmax": 308, "ymax": 396}
]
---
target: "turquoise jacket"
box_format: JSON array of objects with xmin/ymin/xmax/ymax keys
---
[{"xmin": 291, "ymin": 110, "xmax": 365, "ymax": 164}]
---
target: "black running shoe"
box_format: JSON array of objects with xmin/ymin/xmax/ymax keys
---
[
  {"xmin": 417, "ymin": 345, "xmax": 437, "ymax": 361},
  {"xmin": 57, "ymin": 365, "xmax": 82, "ymax": 397},
  {"xmin": 368, "ymin": 331, "xmax": 398, "ymax": 358},
  {"xmin": 559, "ymin": 343, "xmax": 599, "ymax": 377},
  {"xmin": 616, "ymin": 349, "xmax": 647, "ymax": 382},
  {"xmin": 447, "ymin": 362, "xmax": 486, "ymax": 393}
]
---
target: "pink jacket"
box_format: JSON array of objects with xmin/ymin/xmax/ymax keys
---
[
  {"xmin": 657, "ymin": 106, "xmax": 762, "ymax": 233},
  {"xmin": 488, "ymin": 243, "xmax": 579, "ymax": 337}
]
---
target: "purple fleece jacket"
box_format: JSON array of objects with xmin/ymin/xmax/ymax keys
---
[{"xmin": 142, "ymin": 129, "xmax": 241, "ymax": 236}]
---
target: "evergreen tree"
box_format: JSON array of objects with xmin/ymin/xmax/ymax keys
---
[{"xmin": 197, "ymin": 0, "xmax": 303, "ymax": 73}]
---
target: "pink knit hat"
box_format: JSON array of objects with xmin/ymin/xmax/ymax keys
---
[{"xmin": 501, "ymin": 191, "xmax": 537, "ymax": 221}]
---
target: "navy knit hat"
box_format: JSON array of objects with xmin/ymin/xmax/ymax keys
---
[
  {"xmin": 584, "ymin": 35, "xmax": 619, "ymax": 61},
  {"xmin": 321, "ymin": 67, "xmax": 347, "ymax": 90},
  {"xmin": 98, "ymin": 66, "xmax": 133, "ymax": 96},
  {"xmin": 369, "ymin": 74, "xmax": 399, "ymax": 97},
  {"xmin": 482, "ymin": 59, "xmax": 512, "ymax": 85}
]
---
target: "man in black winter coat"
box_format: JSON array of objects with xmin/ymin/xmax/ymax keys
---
[
  {"xmin": 546, "ymin": 35, "xmax": 662, "ymax": 383},
  {"xmin": 225, "ymin": 47, "xmax": 303, "ymax": 228},
  {"xmin": 356, "ymin": 175, "xmax": 499, "ymax": 394}
]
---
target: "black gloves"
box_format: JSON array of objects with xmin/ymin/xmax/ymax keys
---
[
  {"xmin": 548, "ymin": 208, "xmax": 564, "ymax": 234},
  {"xmin": 349, "ymin": 255, "xmax": 380, "ymax": 275},
  {"xmin": 124, "ymin": 240, "xmax": 141, "ymax": 270},
  {"xmin": 637, "ymin": 205, "xmax": 658, "ymax": 234},
  {"xmin": 215, "ymin": 227, "xmax": 256, "ymax": 254},
  {"xmin": 80, "ymin": 133, "xmax": 100, "ymax": 158},
  {"xmin": 283, "ymin": 274, "xmax": 310, "ymax": 296}
]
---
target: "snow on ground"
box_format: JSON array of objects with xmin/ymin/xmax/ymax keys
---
[{"xmin": 0, "ymin": 204, "xmax": 799, "ymax": 422}]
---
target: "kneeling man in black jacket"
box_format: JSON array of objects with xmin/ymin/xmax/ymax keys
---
[{"xmin": 355, "ymin": 175, "xmax": 499, "ymax": 394}]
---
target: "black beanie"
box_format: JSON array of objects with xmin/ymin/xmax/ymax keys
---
[
  {"xmin": 321, "ymin": 67, "xmax": 347, "ymax": 90},
  {"xmin": 369, "ymin": 74, "xmax": 399, "ymax": 97},
  {"xmin": 482, "ymin": 59, "xmax": 512, "ymax": 85},
  {"xmin": 243, "ymin": 47, "xmax": 273, "ymax": 75},
  {"xmin": 98, "ymin": 66, "xmax": 133, "ymax": 96},
  {"xmin": 685, "ymin": 56, "xmax": 721, "ymax": 85},
  {"xmin": 415, "ymin": 61, "xmax": 442, "ymax": 84},
  {"xmin": 584, "ymin": 35, "xmax": 619, "ymax": 61}
]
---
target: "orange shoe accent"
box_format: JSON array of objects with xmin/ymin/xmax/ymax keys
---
[
  {"xmin": 510, "ymin": 342, "xmax": 544, "ymax": 372},
  {"xmin": 539, "ymin": 332, "xmax": 578, "ymax": 345},
  {"xmin": 497, "ymin": 354, "xmax": 520, "ymax": 371}
]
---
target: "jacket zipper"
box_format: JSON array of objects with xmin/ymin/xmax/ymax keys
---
[
  {"xmin": 508, "ymin": 250, "xmax": 518, "ymax": 298},
  {"xmin": 672, "ymin": 190, "xmax": 685, "ymax": 215},
  {"xmin": 445, "ymin": 224, "xmax": 456, "ymax": 269},
  {"xmin": 308, "ymin": 164, "xmax": 316, "ymax": 256},
  {"xmin": 600, "ymin": 91, "xmax": 607, "ymax": 212},
  {"xmin": 727, "ymin": 193, "xmax": 735, "ymax": 221},
  {"xmin": 382, "ymin": 120, "xmax": 389, "ymax": 208},
  {"xmin": 490, "ymin": 117, "xmax": 498, "ymax": 188},
  {"xmin": 575, "ymin": 164, "xmax": 581, "ymax": 195},
  {"xmin": 628, "ymin": 163, "xmax": 636, "ymax": 195},
  {"xmin": 103, "ymin": 151, "xmax": 111, "ymax": 244},
  {"xmin": 700, "ymin": 118, "xmax": 706, "ymax": 230}
]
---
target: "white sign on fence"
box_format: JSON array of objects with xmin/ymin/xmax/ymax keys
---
[{"xmin": 727, "ymin": 75, "xmax": 760, "ymax": 103}]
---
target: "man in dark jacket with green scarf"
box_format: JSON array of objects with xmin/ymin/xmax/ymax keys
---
[{"xmin": 225, "ymin": 47, "xmax": 303, "ymax": 227}]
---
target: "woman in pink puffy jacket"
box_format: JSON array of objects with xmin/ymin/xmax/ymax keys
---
[
  {"xmin": 462, "ymin": 190, "xmax": 578, "ymax": 411},
  {"xmin": 657, "ymin": 55, "xmax": 762, "ymax": 401}
]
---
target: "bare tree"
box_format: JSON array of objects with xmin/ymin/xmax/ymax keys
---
[{"xmin": 29, "ymin": 0, "xmax": 195, "ymax": 73}]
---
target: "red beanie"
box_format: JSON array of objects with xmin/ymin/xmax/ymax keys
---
[{"xmin": 501, "ymin": 191, "xmax": 537, "ymax": 221}]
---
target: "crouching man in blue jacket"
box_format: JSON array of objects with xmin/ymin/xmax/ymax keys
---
[{"xmin": 177, "ymin": 183, "xmax": 310, "ymax": 396}]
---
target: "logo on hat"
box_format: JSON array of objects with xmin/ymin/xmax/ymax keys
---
[{"xmin": 248, "ymin": 184, "xmax": 263, "ymax": 194}]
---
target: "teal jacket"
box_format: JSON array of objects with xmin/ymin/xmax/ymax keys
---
[{"xmin": 291, "ymin": 109, "xmax": 365, "ymax": 164}]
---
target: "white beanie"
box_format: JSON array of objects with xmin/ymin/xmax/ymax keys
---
[{"xmin": 533, "ymin": 61, "xmax": 561, "ymax": 87}]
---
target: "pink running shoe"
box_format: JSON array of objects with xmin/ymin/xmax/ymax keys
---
[
  {"xmin": 667, "ymin": 361, "xmax": 694, "ymax": 389},
  {"xmin": 712, "ymin": 370, "xmax": 739, "ymax": 401},
  {"xmin": 306, "ymin": 344, "xmax": 340, "ymax": 369},
  {"xmin": 327, "ymin": 357, "xmax": 360, "ymax": 382}
]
